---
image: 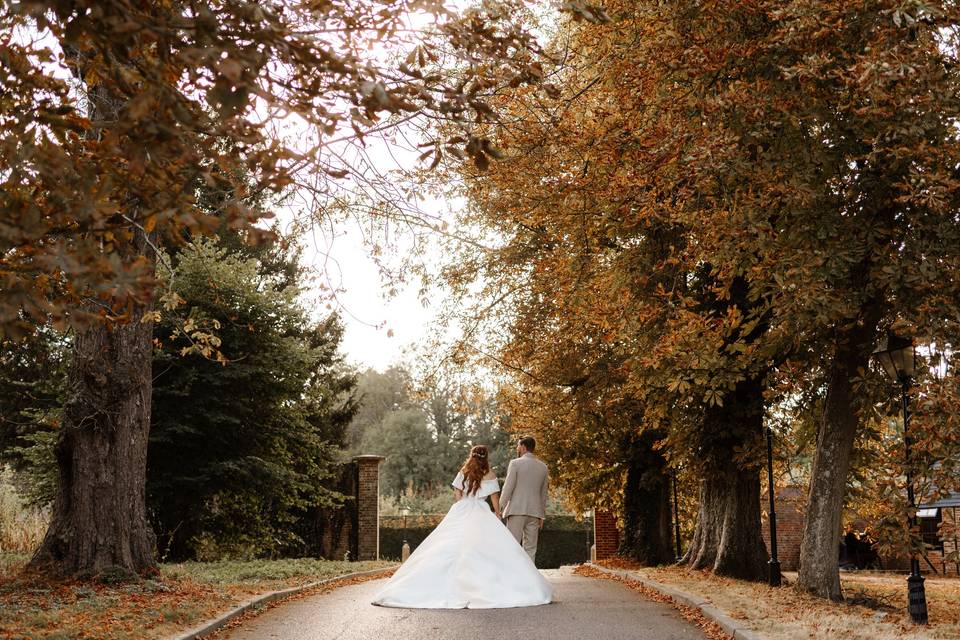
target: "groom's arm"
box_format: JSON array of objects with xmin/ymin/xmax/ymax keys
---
[
  {"xmin": 539, "ymin": 470, "xmax": 548, "ymax": 527},
  {"xmin": 499, "ymin": 459, "xmax": 517, "ymax": 511}
]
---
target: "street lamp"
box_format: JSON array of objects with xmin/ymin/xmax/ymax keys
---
[
  {"xmin": 765, "ymin": 425, "xmax": 781, "ymax": 587},
  {"xmin": 672, "ymin": 469, "xmax": 682, "ymax": 561},
  {"xmin": 872, "ymin": 330, "xmax": 928, "ymax": 625},
  {"xmin": 584, "ymin": 510, "xmax": 593, "ymax": 564}
]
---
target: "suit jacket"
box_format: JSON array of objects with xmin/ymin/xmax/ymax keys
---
[{"xmin": 500, "ymin": 453, "xmax": 548, "ymax": 519}]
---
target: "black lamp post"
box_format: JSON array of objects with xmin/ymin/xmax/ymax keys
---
[
  {"xmin": 586, "ymin": 509, "xmax": 594, "ymax": 563},
  {"xmin": 872, "ymin": 330, "xmax": 928, "ymax": 625},
  {"xmin": 766, "ymin": 425, "xmax": 781, "ymax": 587},
  {"xmin": 672, "ymin": 469, "xmax": 682, "ymax": 561}
]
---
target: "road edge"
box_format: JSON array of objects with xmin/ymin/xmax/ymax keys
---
[
  {"xmin": 586, "ymin": 563, "xmax": 763, "ymax": 640},
  {"xmin": 172, "ymin": 566, "xmax": 398, "ymax": 640}
]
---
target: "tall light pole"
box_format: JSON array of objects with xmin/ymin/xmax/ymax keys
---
[
  {"xmin": 872, "ymin": 330, "xmax": 928, "ymax": 624},
  {"xmin": 672, "ymin": 469, "xmax": 682, "ymax": 561},
  {"xmin": 766, "ymin": 425, "xmax": 781, "ymax": 587}
]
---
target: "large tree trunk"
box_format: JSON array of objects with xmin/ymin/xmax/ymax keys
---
[
  {"xmin": 683, "ymin": 462, "xmax": 768, "ymax": 580},
  {"xmin": 797, "ymin": 314, "xmax": 880, "ymax": 600},
  {"xmin": 27, "ymin": 49, "xmax": 159, "ymax": 579},
  {"xmin": 620, "ymin": 431, "xmax": 674, "ymax": 565},
  {"xmin": 682, "ymin": 376, "xmax": 768, "ymax": 581},
  {"xmin": 28, "ymin": 284, "xmax": 158, "ymax": 578}
]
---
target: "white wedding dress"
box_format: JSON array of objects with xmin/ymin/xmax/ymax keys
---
[{"xmin": 371, "ymin": 472, "xmax": 554, "ymax": 609}]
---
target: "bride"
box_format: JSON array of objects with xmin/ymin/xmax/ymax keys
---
[{"xmin": 371, "ymin": 445, "xmax": 554, "ymax": 609}]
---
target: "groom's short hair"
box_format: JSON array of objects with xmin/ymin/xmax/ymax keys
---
[{"xmin": 519, "ymin": 436, "xmax": 536, "ymax": 452}]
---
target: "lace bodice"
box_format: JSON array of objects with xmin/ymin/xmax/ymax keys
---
[{"xmin": 452, "ymin": 472, "xmax": 500, "ymax": 499}]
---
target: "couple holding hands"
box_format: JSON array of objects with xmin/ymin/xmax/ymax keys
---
[{"xmin": 372, "ymin": 437, "xmax": 554, "ymax": 609}]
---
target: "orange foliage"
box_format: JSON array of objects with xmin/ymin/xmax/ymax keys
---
[{"xmin": 431, "ymin": 0, "xmax": 960, "ymax": 567}]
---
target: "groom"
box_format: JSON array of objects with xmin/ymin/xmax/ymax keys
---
[{"xmin": 499, "ymin": 436, "xmax": 549, "ymax": 563}]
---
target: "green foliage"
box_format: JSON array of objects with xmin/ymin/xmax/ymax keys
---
[
  {"xmin": 0, "ymin": 327, "xmax": 66, "ymax": 507},
  {"xmin": 148, "ymin": 238, "xmax": 356, "ymax": 560},
  {"xmin": 361, "ymin": 408, "xmax": 444, "ymax": 498},
  {"xmin": 379, "ymin": 492, "xmax": 456, "ymax": 516},
  {"xmin": 353, "ymin": 369, "xmax": 515, "ymax": 502},
  {"xmin": 347, "ymin": 367, "xmax": 414, "ymax": 449},
  {"xmin": 6, "ymin": 430, "xmax": 57, "ymax": 509},
  {"xmin": 0, "ymin": 230, "xmax": 359, "ymax": 561}
]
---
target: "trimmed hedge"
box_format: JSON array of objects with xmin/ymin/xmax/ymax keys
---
[{"xmin": 379, "ymin": 514, "xmax": 592, "ymax": 569}]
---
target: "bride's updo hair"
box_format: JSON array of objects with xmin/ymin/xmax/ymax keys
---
[{"xmin": 460, "ymin": 445, "xmax": 490, "ymax": 496}]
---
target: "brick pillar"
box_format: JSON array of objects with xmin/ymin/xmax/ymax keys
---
[
  {"xmin": 594, "ymin": 509, "xmax": 620, "ymax": 561},
  {"xmin": 355, "ymin": 455, "xmax": 384, "ymax": 561}
]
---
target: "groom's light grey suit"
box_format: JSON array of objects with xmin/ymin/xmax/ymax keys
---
[{"xmin": 500, "ymin": 452, "xmax": 548, "ymax": 562}]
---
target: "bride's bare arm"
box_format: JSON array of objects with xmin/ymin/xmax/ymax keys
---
[
  {"xmin": 453, "ymin": 488, "xmax": 463, "ymax": 500},
  {"xmin": 490, "ymin": 491, "xmax": 501, "ymax": 518}
]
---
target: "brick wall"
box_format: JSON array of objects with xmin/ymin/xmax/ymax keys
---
[
  {"xmin": 925, "ymin": 507, "xmax": 960, "ymax": 576},
  {"xmin": 761, "ymin": 485, "xmax": 806, "ymax": 571},
  {"xmin": 594, "ymin": 509, "xmax": 620, "ymax": 560},
  {"xmin": 355, "ymin": 455, "xmax": 384, "ymax": 561}
]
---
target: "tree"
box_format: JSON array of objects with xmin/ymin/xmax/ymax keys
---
[
  {"xmin": 350, "ymin": 368, "xmax": 514, "ymax": 503},
  {"xmin": 347, "ymin": 367, "xmax": 414, "ymax": 449},
  {"xmin": 430, "ymin": 1, "xmax": 773, "ymax": 577},
  {"xmin": 764, "ymin": 3, "xmax": 960, "ymax": 599},
  {"xmin": 433, "ymin": 0, "xmax": 960, "ymax": 592},
  {"xmin": 621, "ymin": 431, "xmax": 674, "ymax": 565},
  {"xmin": 457, "ymin": 392, "xmax": 514, "ymax": 476},
  {"xmin": 2, "ymin": 0, "xmax": 601, "ymax": 577},
  {"xmin": 361, "ymin": 408, "xmax": 441, "ymax": 498},
  {"xmin": 148, "ymin": 238, "xmax": 355, "ymax": 559}
]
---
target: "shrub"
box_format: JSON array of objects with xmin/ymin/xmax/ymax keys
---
[{"xmin": 380, "ymin": 514, "xmax": 591, "ymax": 569}]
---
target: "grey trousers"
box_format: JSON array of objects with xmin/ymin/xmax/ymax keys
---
[{"xmin": 505, "ymin": 514, "xmax": 541, "ymax": 563}]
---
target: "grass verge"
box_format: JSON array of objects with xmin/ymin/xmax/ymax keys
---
[
  {"xmin": 592, "ymin": 558, "xmax": 960, "ymax": 640},
  {"xmin": 0, "ymin": 553, "xmax": 394, "ymax": 640}
]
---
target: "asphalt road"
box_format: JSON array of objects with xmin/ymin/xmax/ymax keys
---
[{"xmin": 221, "ymin": 567, "xmax": 705, "ymax": 640}]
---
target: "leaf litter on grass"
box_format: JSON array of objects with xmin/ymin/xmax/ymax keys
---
[
  {"xmin": 0, "ymin": 555, "xmax": 392, "ymax": 640},
  {"xmin": 592, "ymin": 557, "xmax": 960, "ymax": 640}
]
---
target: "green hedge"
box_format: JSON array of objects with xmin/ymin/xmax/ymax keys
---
[{"xmin": 380, "ymin": 514, "xmax": 591, "ymax": 569}]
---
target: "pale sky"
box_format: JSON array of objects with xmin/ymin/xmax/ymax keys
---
[
  {"xmin": 273, "ymin": 115, "xmax": 458, "ymax": 372},
  {"xmin": 301, "ymin": 214, "xmax": 440, "ymax": 372},
  {"xmin": 269, "ymin": 6, "xmax": 474, "ymax": 373}
]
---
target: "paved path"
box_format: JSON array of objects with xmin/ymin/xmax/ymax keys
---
[{"xmin": 221, "ymin": 568, "xmax": 705, "ymax": 640}]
